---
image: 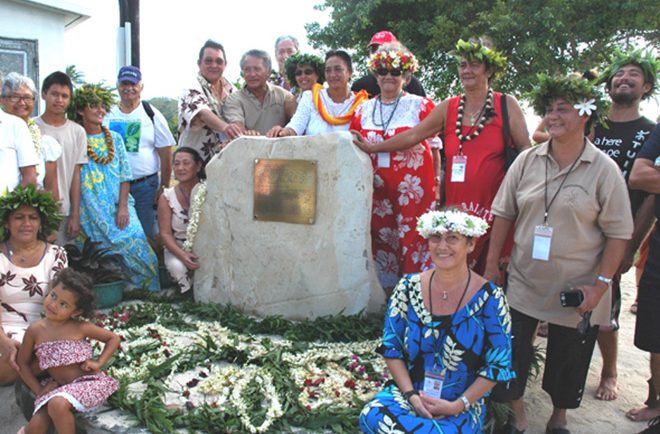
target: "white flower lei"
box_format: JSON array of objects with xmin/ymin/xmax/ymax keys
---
[
  {"xmin": 183, "ymin": 181, "xmax": 207, "ymax": 252},
  {"xmin": 27, "ymin": 119, "xmax": 42, "ymax": 157},
  {"xmin": 416, "ymin": 210, "xmax": 489, "ymax": 238}
]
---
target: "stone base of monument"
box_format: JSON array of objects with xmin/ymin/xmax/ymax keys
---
[{"xmin": 194, "ymin": 132, "xmax": 385, "ymax": 319}]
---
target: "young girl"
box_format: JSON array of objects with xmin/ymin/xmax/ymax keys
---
[{"xmin": 17, "ymin": 268, "xmax": 121, "ymax": 434}]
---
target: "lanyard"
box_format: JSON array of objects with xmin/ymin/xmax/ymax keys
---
[
  {"xmin": 428, "ymin": 269, "xmax": 471, "ymax": 367},
  {"xmin": 543, "ymin": 140, "xmax": 585, "ymax": 225}
]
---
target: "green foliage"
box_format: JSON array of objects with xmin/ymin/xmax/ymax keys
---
[
  {"xmin": 65, "ymin": 65, "xmax": 85, "ymax": 88},
  {"xmin": 147, "ymin": 97, "xmax": 179, "ymax": 138},
  {"xmin": 306, "ymin": 0, "xmax": 660, "ymax": 98}
]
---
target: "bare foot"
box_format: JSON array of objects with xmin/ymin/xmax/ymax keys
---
[
  {"xmin": 596, "ymin": 376, "xmax": 618, "ymax": 400},
  {"xmin": 626, "ymin": 406, "xmax": 660, "ymax": 422}
]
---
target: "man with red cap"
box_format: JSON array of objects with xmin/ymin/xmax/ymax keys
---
[{"xmin": 351, "ymin": 30, "xmax": 426, "ymax": 98}]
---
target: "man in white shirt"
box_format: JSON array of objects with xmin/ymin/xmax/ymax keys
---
[
  {"xmin": 33, "ymin": 71, "xmax": 88, "ymax": 244},
  {"xmin": 105, "ymin": 66, "xmax": 174, "ymax": 240},
  {"xmin": 0, "ymin": 72, "xmax": 39, "ymax": 193}
]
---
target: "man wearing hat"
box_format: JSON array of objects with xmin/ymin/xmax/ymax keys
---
[
  {"xmin": 351, "ymin": 30, "xmax": 426, "ymax": 98},
  {"xmin": 105, "ymin": 65, "xmax": 175, "ymax": 240}
]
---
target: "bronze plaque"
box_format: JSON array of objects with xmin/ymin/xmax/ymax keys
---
[{"xmin": 253, "ymin": 159, "xmax": 317, "ymax": 224}]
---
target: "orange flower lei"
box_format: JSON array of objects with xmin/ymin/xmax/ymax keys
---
[
  {"xmin": 312, "ymin": 84, "xmax": 368, "ymax": 126},
  {"xmin": 87, "ymin": 126, "xmax": 115, "ymax": 165}
]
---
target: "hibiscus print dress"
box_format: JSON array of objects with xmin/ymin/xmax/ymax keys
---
[
  {"xmin": 0, "ymin": 244, "xmax": 67, "ymax": 342},
  {"xmin": 351, "ymin": 94, "xmax": 437, "ymax": 289},
  {"xmin": 359, "ymin": 274, "xmax": 515, "ymax": 434}
]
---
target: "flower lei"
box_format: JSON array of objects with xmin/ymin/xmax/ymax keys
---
[
  {"xmin": 455, "ymin": 88, "xmax": 494, "ymax": 143},
  {"xmin": 183, "ymin": 181, "xmax": 207, "ymax": 252},
  {"xmin": 87, "ymin": 126, "xmax": 115, "ymax": 165},
  {"xmin": 230, "ymin": 368, "xmax": 283, "ymax": 433},
  {"xmin": 312, "ymin": 83, "xmax": 368, "ymax": 125},
  {"xmin": 26, "ymin": 119, "xmax": 42, "ymax": 157},
  {"xmin": 368, "ymin": 49, "xmax": 419, "ymax": 73},
  {"xmin": 416, "ymin": 209, "xmax": 489, "ymax": 238}
]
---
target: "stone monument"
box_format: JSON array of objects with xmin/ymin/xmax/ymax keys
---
[{"xmin": 193, "ymin": 132, "xmax": 385, "ymax": 319}]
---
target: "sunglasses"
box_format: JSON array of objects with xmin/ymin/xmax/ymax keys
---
[
  {"xmin": 295, "ymin": 68, "xmax": 316, "ymax": 76},
  {"xmin": 376, "ymin": 68, "xmax": 402, "ymax": 77}
]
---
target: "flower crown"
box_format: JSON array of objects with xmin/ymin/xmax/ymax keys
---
[
  {"xmin": 67, "ymin": 82, "xmax": 117, "ymax": 124},
  {"xmin": 285, "ymin": 53, "xmax": 325, "ymax": 87},
  {"xmin": 453, "ymin": 39, "xmax": 508, "ymax": 79},
  {"xmin": 416, "ymin": 210, "xmax": 489, "ymax": 239},
  {"xmin": 528, "ymin": 73, "xmax": 609, "ymax": 130},
  {"xmin": 0, "ymin": 185, "xmax": 62, "ymax": 241},
  {"xmin": 598, "ymin": 47, "xmax": 659, "ymax": 100},
  {"xmin": 369, "ymin": 49, "xmax": 419, "ymax": 73}
]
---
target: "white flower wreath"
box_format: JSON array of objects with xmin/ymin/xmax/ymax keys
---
[
  {"xmin": 183, "ymin": 181, "xmax": 207, "ymax": 252},
  {"xmin": 416, "ymin": 210, "xmax": 489, "ymax": 239},
  {"xmin": 573, "ymin": 98, "xmax": 597, "ymax": 117}
]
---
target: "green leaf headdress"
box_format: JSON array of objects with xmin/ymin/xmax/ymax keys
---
[
  {"xmin": 528, "ymin": 73, "xmax": 609, "ymax": 131},
  {"xmin": 66, "ymin": 82, "xmax": 116, "ymax": 124},
  {"xmin": 0, "ymin": 185, "xmax": 63, "ymax": 242},
  {"xmin": 598, "ymin": 48, "xmax": 659, "ymax": 100},
  {"xmin": 453, "ymin": 38, "xmax": 508, "ymax": 81},
  {"xmin": 285, "ymin": 53, "xmax": 325, "ymax": 88}
]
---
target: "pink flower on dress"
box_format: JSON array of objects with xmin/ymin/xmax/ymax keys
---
[
  {"xmin": 374, "ymin": 199, "xmax": 394, "ymax": 218},
  {"xmin": 22, "ymin": 275, "xmax": 44, "ymax": 297},
  {"xmin": 375, "ymin": 250, "xmax": 399, "ymax": 275},
  {"xmin": 0, "ymin": 270, "xmax": 16, "ymax": 286},
  {"xmin": 393, "ymin": 145, "xmax": 425, "ymax": 170},
  {"xmin": 397, "ymin": 174, "xmax": 424, "ymax": 206},
  {"xmin": 378, "ymin": 228, "xmax": 399, "ymax": 249}
]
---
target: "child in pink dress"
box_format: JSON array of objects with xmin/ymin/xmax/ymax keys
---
[{"xmin": 17, "ymin": 268, "xmax": 120, "ymax": 434}]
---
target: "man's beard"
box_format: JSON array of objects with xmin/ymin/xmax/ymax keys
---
[{"xmin": 610, "ymin": 89, "xmax": 639, "ymax": 106}]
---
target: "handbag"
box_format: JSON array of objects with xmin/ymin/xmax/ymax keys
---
[{"xmin": 501, "ymin": 93, "xmax": 519, "ymax": 169}]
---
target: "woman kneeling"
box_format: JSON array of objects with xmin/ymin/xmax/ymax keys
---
[{"xmin": 360, "ymin": 209, "xmax": 514, "ymax": 433}]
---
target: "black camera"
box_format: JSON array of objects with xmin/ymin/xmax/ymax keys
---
[{"xmin": 560, "ymin": 289, "xmax": 584, "ymax": 307}]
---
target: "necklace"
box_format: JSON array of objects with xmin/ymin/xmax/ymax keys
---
[
  {"xmin": 87, "ymin": 126, "xmax": 115, "ymax": 165},
  {"xmin": 455, "ymin": 88, "xmax": 494, "ymax": 146},
  {"xmin": 27, "ymin": 119, "xmax": 42, "ymax": 157},
  {"xmin": 428, "ymin": 269, "xmax": 472, "ymax": 314},
  {"xmin": 372, "ymin": 91, "xmax": 402, "ymax": 134},
  {"xmin": 177, "ymin": 184, "xmax": 191, "ymax": 211},
  {"xmin": 5, "ymin": 240, "xmax": 42, "ymax": 264},
  {"xmin": 312, "ymin": 84, "xmax": 367, "ymax": 125}
]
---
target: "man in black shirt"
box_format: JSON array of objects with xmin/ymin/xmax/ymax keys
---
[
  {"xmin": 591, "ymin": 49, "xmax": 657, "ymax": 403},
  {"xmin": 351, "ymin": 31, "xmax": 426, "ymax": 98}
]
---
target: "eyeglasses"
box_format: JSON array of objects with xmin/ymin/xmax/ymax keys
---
[
  {"xmin": 295, "ymin": 68, "xmax": 316, "ymax": 77},
  {"xmin": 3, "ymin": 95, "xmax": 35, "ymax": 103},
  {"xmin": 376, "ymin": 68, "xmax": 402, "ymax": 77},
  {"xmin": 203, "ymin": 57, "xmax": 225, "ymax": 66}
]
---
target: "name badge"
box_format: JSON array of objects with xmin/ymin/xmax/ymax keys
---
[
  {"xmin": 451, "ymin": 155, "xmax": 467, "ymax": 183},
  {"xmin": 423, "ymin": 367, "xmax": 445, "ymax": 400},
  {"xmin": 532, "ymin": 225, "xmax": 553, "ymax": 261},
  {"xmin": 377, "ymin": 152, "xmax": 390, "ymax": 168}
]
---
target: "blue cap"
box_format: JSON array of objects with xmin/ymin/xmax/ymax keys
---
[{"xmin": 117, "ymin": 65, "xmax": 142, "ymax": 84}]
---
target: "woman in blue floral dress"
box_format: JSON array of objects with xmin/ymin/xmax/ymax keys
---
[
  {"xmin": 68, "ymin": 84, "xmax": 159, "ymax": 292},
  {"xmin": 360, "ymin": 209, "xmax": 514, "ymax": 434}
]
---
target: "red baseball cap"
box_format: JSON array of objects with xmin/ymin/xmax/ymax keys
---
[{"xmin": 368, "ymin": 31, "xmax": 398, "ymax": 48}]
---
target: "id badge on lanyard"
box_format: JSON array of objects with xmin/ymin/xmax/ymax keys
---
[
  {"xmin": 423, "ymin": 366, "xmax": 446, "ymax": 400},
  {"xmin": 451, "ymin": 155, "xmax": 467, "ymax": 183},
  {"xmin": 532, "ymin": 225, "xmax": 553, "ymax": 261},
  {"xmin": 377, "ymin": 152, "xmax": 390, "ymax": 168}
]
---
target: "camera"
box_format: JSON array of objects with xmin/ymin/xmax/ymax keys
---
[{"xmin": 560, "ymin": 289, "xmax": 584, "ymax": 307}]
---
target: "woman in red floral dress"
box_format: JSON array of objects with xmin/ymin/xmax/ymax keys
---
[
  {"xmin": 355, "ymin": 38, "xmax": 531, "ymax": 274},
  {"xmin": 351, "ymin": 43, "xmax": 436, "ymax": 292}
]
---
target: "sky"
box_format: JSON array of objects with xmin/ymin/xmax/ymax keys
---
[
  {"xmin": 63, "ymin": 0, "xmax": 659, "ymax": 123},
  {"xmin": 63, "ymin": 0, "xmax": 331, "ymax": 99}
]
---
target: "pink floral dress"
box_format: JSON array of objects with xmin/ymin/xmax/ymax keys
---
[
  {"xmin": 351, "ymin": 94, "xmax": 437, "ymax": 288},
  {"xmin": 33, "ymin": 339, "xmax": 118, "ymax": 413},
  {"xmin": 0, "ymin": 244, "xmax": 67, "ymax": 342}
]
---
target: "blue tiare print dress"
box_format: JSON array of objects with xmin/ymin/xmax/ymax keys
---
[
  {"xmin": 360, "ymin": 274, "xmax": 514, "ymax": 434},
  {"xmin": 79, "ymin": 131, "xmax": 159, "ymax": 292}
]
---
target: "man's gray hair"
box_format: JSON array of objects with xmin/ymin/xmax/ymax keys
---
[
  {"xmin": 240, "ymin": 50, "xmax": 272, "ymax": 72},
  {"xmin": 1, "ymin": 72, "xmax": 37, "ymax": 97},
  {"xmin": 274, "ymin": 35, "xmax": 299, "ymax": 53}
]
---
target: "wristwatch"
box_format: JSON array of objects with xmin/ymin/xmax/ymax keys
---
[
  {"xmin": 596, "ymin": 275, "xmax": 613, "ymax": 285},
  {"xmin": 403, "ymin": 389, "xmax": 419, "ymax": 401},
  {"xmin": 459, "ymin": 395, "xmax": 471, "ymax": 411}
]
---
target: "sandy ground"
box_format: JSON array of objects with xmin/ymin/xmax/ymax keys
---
[{"xmin": 0, "ymin": 270, "xmax": 654, "ymax": 434}]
